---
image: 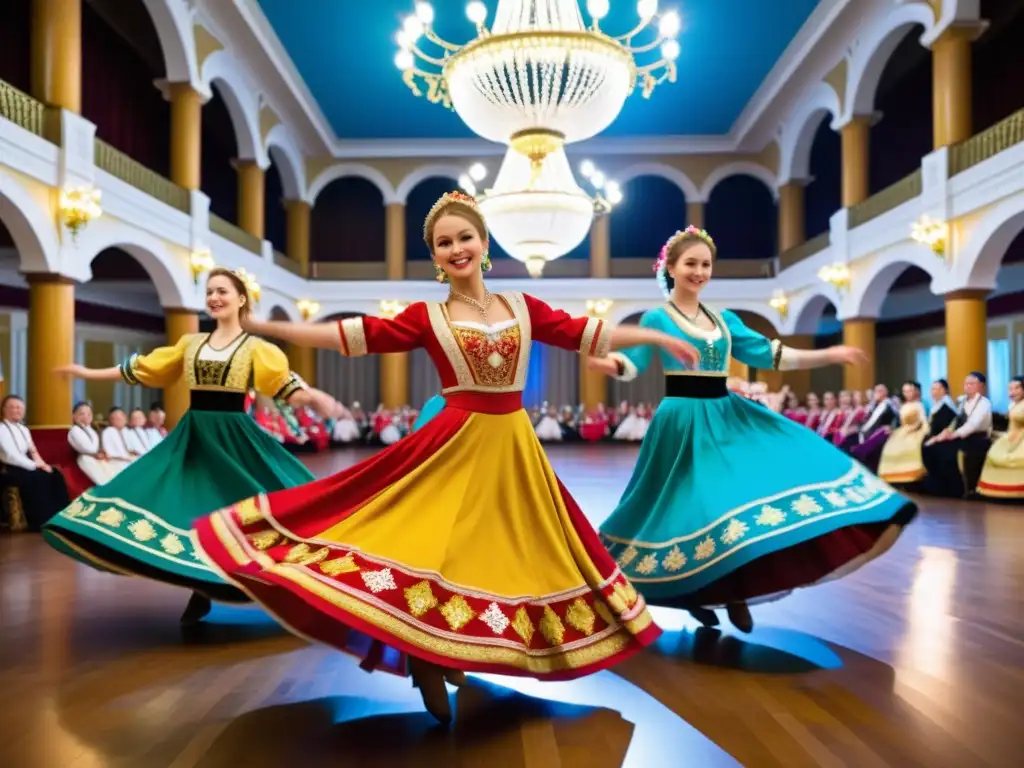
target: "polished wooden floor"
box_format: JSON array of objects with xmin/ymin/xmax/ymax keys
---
[{"xmin": 1, "ymin": 446, "xmax": 1022, "ymax": 767}]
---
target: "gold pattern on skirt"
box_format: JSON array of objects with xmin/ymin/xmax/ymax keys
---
[
  {"xmin": 565, "ymin": 598, "xmax": 597, "ymax": 636},
  {"xmin": 539, "ymin": 605, "xmax": 566, "ymax": 646},
  {"xmin": 320, "ymin": 554, "xmax": 360, "ymax": 576},
  {"xmin": 439, "ymin": 594, "xmax": 476, "ymax": 631},
  {"xmin": 512, "ymin": 606, "xmax": 535, "ymax": 646},
  {"xmin": 249, "ymin": 530, "xmax": 281, "ymax": 551},
  {"xmin": 234, "ymin": 497, "xmax": 264, "ymax": 526},
  {"xmin": 404, "ymin": 580, "xmax": 438, "ymax": 618}
]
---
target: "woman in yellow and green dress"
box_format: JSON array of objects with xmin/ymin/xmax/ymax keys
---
[
  {"xmin": 43, "ymin": 268, "xmax": 341, "ymax": 625},
  {"xmin": 587, "ymin": 227, "xmax": 918, "ymax": 633},
  {"xmin": 192, "ymin": 192, "xmax": 701, "ymax": 725}
]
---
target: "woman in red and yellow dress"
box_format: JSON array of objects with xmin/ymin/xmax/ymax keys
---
[{"xmin": 193, "ymin": 192, "xmax": 698, "ymax": 725}]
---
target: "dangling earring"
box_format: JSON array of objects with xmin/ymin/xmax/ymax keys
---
[
  {"xmin": 481, "ymin": 251, "xmax": 492, "ymax": 272},
  {"xmin": 434, "ymin": 263, "xmax": 449, "ymax": 284}
]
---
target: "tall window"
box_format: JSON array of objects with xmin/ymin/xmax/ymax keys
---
[
  {"xmin": 915, "ymin": 346, "xmax": 948, "ymax": 407},
  {"xmin": 987, "ymin": 338, "xmax": 1010, "ymax": 412}
]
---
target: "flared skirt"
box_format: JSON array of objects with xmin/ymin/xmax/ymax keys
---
[
  {"xmin": 599, "ymin": 393, "xmax": 917, "ymax": 607},
  {"xmin": 194, "ymin": 398, "xmax": 659, "ymax": 679},
  {"xmin": 43, "ymin": 409, "xmax": 315, "ymax": 600},
  {"xmin": 877, "ymin": 427, "xmax": 928, "ymax": 484}
]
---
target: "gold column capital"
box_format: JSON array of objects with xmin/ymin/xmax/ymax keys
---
[{"xmin": 943, "ymin": 288, "xmax": 990, "ymax": 301}]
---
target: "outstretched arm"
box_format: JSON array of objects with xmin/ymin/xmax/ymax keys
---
[
  {"xmin": 244, "ymin": 303, "xmax": 425, "ymax": 356},
  {"xmin": 722, "ymin": 310, "xmax": 866, "ymax": 371},
  {"xmin": 55, "ymin": 364, "xmax": 122, "ymax": 381},
  {"xmin": 242, "ymin": 318, "xmax": 340, "ymax": 350}
]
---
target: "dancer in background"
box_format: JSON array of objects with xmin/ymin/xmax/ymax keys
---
[
  {"xmin": 43, "ymin": 267, "xmax": 342, "ymax": 626},
  {"xmin": 194, "ymin": 191, "xmax": 699, "ymax": 725},
  {"xmin": 589, "ymin": 226, "xmax": 917, "ymax": 633}
]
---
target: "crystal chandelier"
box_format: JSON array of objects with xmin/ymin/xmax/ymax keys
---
[
  {"xmin": 459, "ymin": 150, "xmax": 621, "ymax": 278},
  {"xmin": 395, "ymin": 0, "xmax": 681, "ymax": 168}
]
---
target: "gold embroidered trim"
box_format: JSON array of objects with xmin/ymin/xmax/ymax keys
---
[
  {"xmin": 340, "ymin": 317, "xmax": 368, "ymax": 357},
  {"xmin": 503, "ymin": 292, "xmax": 533, "ymax": 391}
]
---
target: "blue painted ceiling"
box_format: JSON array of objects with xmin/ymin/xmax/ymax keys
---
[{"xmin": 257, "ymin": 0, "xmax": 821, "ymax": 140}]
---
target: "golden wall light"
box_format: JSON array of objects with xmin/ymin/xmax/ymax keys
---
[
  {"xmin": 817, "ymin": 262, "xmax": 851, "ymax": 293},
  {"xmin": 59, "ymin": 185, "xmax": 102, "ymax": 239},
  {"xmin": 585, "ymin": 299, "xmax": 614, "ymax": 318},
  {"xmin": 769, "ymin": 290, "xmax": 789, "ymax": 319},
  {"xmin": 380, "ymin": 299, "xmax": 409, "ymax": 319},
  {"xmin": 189, "ymin": 249, "xmax": 215, "ymax": 284},
  {"xmin": 911, "ymin": 215, "xmax": 949, "ymax": 256},
  {"xmin": 296, "ymin": 299, "xmax": 321, "ymax": 322},
  {"xmin": 233, "ymin": 267, "xmax": 261, "ymax": 304}
]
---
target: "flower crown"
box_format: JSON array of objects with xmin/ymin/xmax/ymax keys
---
[
  {"xmin": 230, "ymin": 267, "xmax": 261, "ymax": 301},
  {"xmin": 423, "ymin": 191, "xmax": 481, "ymax": 242},
  {"xmin": 653, "ymin": 225, "xmax": 716, "ymax": 298}
]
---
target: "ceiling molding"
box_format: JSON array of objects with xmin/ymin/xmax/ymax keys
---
[{"xmin": 214, "ymin": 0, "xmax": 893, "ymax": 161}]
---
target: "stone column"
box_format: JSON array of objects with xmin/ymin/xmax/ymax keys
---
[
  {"xmin": 841, "ymin": 318, "xmax": 876, "ymax": 392},
  {"xmin": 169, "ymin": 83, "xmax": 202, "ymax": 190},
  {"xmin": 944, "ymin": 290, "xmax": 988, "ymax": 389},
  {"xmin": 31, "ymin": 0, "xmax": 82, "ymax": 113},
  {"xmin": 235, "ymin": 160, "xmax": 265, "ymax": 240},
  {"xmin": 285, "ymin": 200, "xmax": 311, "ymax": 277},
  {"xmin": 27, "ymin": 276, "xmax": 75, "ymax": 427},
  {"xmin": 777, "ymin": 182, "xmax": 806, "ymax": 253},
  {"xmin": 840, "ymin": 117, "xmax": 870, "ymax": 208},
  {"xmin": 932, "ymin": 26, "xmax": 976, "ymax": 148},
  {"xmin": 163, "ymin": 309, "xmax": 199, "ymax": 429},
  {"xmin": 380, "ymin": 203, "xmax": 409, "ymax": 409}
]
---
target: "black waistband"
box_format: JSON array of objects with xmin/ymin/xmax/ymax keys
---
[
  {"xmin": 665, "ymin": 376, "xmax": 729, "ymax": 399},
  {"xmin": 190, "ymin": 390, "xmax": 247, "ymax": 412}
]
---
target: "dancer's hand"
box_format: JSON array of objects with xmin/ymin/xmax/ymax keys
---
[
  {"xmin": 586, "ymin": 357, "xmax": 620, "ymax": 377},
  {"xmin": 828, "ymin": 346, "xmax": 869, "ymax": 366},
  {"xmin": 659, "ymin": 335, "xmax": 701, "ymax": 368},
  {"xmin": 307, "ymin": 389, "xmax": 344, "ymax": 420},
  {"xmin": 54, "ymin": 363, "xmax": 86, "ymax": 378}
]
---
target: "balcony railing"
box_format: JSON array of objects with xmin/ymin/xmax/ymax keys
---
[
  {"xmin": 94, "ymin": 139, "xmax": 189, "ymax": 213},
  {"xmin": 0, "ymin": 80, "xmax": 45, "ymax": 137},
  {"xmin": 274, "ymin": 250, "xmax": 304, "ymax": 275},
  {"xmin": 848, "ymin": 168, "xmax": 922, "ymax": 229},
  {"xmin": 210, "ymin": 214, "xmax": 261, "ymax": 254},
  {"xmin": 779, "ymin": 231, "xmax": 829, "ymax": 270},
  {"xmin": 950, "ymin": 106, "xmax": 1024, "ymax": 175}
]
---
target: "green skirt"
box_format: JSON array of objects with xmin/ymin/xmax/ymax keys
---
[{"xmin": 42, "ymin": 408, "xmax": 315, "ymax": 601}]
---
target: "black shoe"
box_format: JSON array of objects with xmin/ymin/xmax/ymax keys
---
[
  {"xmin": 686, "ymin": 607, "xmax": 720, "ymax": 627},
  {"xmin": 180, "ymin": 592, "xmax": 212, "ymax": 626},
  {"xmin": 726, "ymin": 602, "xmax": 753, "ymax": 633}
]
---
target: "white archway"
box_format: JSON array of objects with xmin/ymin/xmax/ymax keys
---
[
  {"xmin": 308, "ymin": 163, "xmax": 397, "ymax": 205},
  {"xmin": 394, "ymin": 164, "xmax": 465, "ymax": 204},
  {"xmin": 140, "ymin": 0, "xmax": 198, "ymax": 85},
  {"xmin": 616, "ymin": 162, "xmax": 702, "ymax": 203},
  {"xmin": 846, "ymin": 3, "xmax": 933, "ymax": 119},
  {"xmin": 267, "ymin": 304, "xmax": 296, "ymax": 321},
  {"xmin": 847, "ymin": 245, "xmax": 949, "ymax": 318},
  {"xmin": 778, "ymin": 81, "xmax": 842, "ymax": 185},
  {"xmin": 0, "ymin": 186, "xmax": 60, "ymax": 274},
  {"xmin": 265, "ymin": 124, "xmax": 307, "ymax": 202},
  {"xmin": 955, "ymin": 196, "xmax": 1024, "ymax": 288},
  {"xmin": 201, "ymin": 50, "xmax": 264, "ymax": 166},
  {"xmin": 66, "ymin": 224, "xmax": 191, "ymax": 308},
  {"xmin": 790, "ymin": 288, "xmax": 842, "ymax": 335},
  {"xmin": 699, "ymin": 162, "xmax": 779, "ymax": 202}
]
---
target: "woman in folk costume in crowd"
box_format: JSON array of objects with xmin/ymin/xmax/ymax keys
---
[
  {"xmin": 43, "ymin": 268, "xmax": 342, "ymax": 626},
  {"xmin": 922, "ymin": 371, "xmax": 993, "ymax": 497},
  {"xmin": 978, "ymin": 375, "xmax": 1024, "ymax": 499},
  {"xmin": 587, "ymin": 226, "xmax": 918, "ymax": 633},
  {"xmin": 67, "ymin": 401, "xmax": 119, "ymax": 485},
  {"xmin": 192, "ymin": 191, "xmax": 700, "ymax": 725},
  {"xmin": 876, "ymin": 381, "xmax": 931, "ymax": 484},
  {"xmin": 0, "ymin": 394, "xmax": 70, "ymax": 530}
]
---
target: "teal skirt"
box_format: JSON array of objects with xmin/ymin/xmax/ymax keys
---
[
  {"xmin": 599, "ymin": 391, "xmax": 916, "ymax": 607},
  {"xmin": 43, "ymin": 407, "xmax": 314, "ymax": 601}
]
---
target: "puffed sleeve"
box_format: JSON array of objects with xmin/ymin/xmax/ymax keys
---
[
  {"xmin": 721, "ymin": 309, "xmax": 783, "ymax": 371},
  {"xmin": 523, "ymin": 294, "xmax": 612, "ymax": 356},
  {"xmin": 120, "ymin": 334, "xmax": 192, "ymax": 388},
  {"xmin": 337, "ymin": 302, "xmax": 426, "ymax": 356},
  {"xmin": 252, "ymin": 339, "xmax": 306, "ymax": 400},
  {"xmin": 606, "ymin": 310, "xmax": 658, "ymax": 382}
]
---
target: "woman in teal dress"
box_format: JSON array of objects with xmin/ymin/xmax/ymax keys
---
[
  {"xmin": 43, "ymin": 268, "xmax": 342, "ymax": 625},
  {"xmin": 588, "ymin": 227, "xmax": 918, "ymax": 633}
]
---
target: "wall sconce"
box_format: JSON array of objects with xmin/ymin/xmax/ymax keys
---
[
  {"xmin": 234, "ymin": 267, "xmax": 261, "ymax": 304},
  {"xmin": 817, "ymin": 262, "xmax": 851, "ymax": 293},
  {"xmin": 296, "ymin": 299, "xmax": 320, "ymax": 322},
  {"xmin": 59, "ymin": 185, "xmax": 102, "ymax": 239},
  {"xmin": 769, "ymin": 290, "xmax": 789, "ymax": 319},
  {"xmin": 189, "ymin": 249, "xmax": 215, "ymax": 284},
  {"xmin": 585, "ymin": 299, "xmax": 614, "ymax": 317},
  {"xmin": 911, "ymin": 215, "xmax": 949, "ymax": 256},
  {"xmin": 379, "ymin": 299, "xmax": 408, "ymax": 319}
]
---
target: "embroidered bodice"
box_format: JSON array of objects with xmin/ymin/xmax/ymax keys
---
[{"xmin": 450, "ymin": 319, "xmax": 522, "ymax": 389}]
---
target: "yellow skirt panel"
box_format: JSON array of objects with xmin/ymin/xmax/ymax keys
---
[{"xmin": 878, "ymin": 427, "xmax": 927, "ymax": 483}]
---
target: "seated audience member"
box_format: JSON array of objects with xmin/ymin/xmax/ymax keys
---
[
  {"xmin": 331, "ymin": 404, "xmax": 361, "ymax": 444},
  {"xmin": 559, "ymin": 405, "xmax": 581, "ymax": 441},
  {"xmin": 977, "ymin": 376, "xmax": 1024, "ymax": 499},
  {"xmin": 922, "ymin": 372, "xmax": 992, "ymax": 497},
  {"xmin": 845, "ymin": 383, "xmax": 901, "ymax": 470},
  {"xmin": 101, "ymin": 407, "xmax": 135, "ymax": 466},
  {"xmin": 927, "ymin": 379, "xmax": 958, "ymax": 435},
  {"xmin": 877, "ymin": 382, "xmax": 929, "ymax": 484},
  {"xmin": 804, "ymin": 392, "xmax": 822, "ymax": 432},
  {"xmin": 124, "ymin": 408, "xmax": 152, "ymax": 457},
  {"xmin": 146, "ymin": 402, "xmax": 166, "ymax": 447},
  {"xmin": 815, "ymin": 391, "xmax": 841, "ymax": 438},
  {"xmin": 782, "ymin": 390, "xmax": 808, "ymax": 424},
  {"xmin": 828, "ymin": 390, "xmax": 856, "ymax": 445},
  {"xmin": 534, "ymin": 405, "xmax": 563, "ymax": 442},
  {"xmin": 67, "ymin": 402, "xmax": 119, "ymax": 485},
  {"xmin": 0, "ymin": 395, "xmax": 70, "ymax": 531}
]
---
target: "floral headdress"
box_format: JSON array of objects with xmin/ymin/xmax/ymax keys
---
[
  {"xmin": 653, "ymin": 225, "xmax": 716, "ymax": 298},
  {"xmin": 423, "ymin": 190, "xmax": 481, "ymax": 243}
]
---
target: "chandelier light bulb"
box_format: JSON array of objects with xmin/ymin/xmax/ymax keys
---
[
  {"xmin": 591, "ymin": 171, "xmax": 606, "ymax": 189},
  {"xmin": 659, "ymin": 11, "xmax": 681, "ymax": 38},
  {"xmin": 465, "ymin": 1, "xmax": 487, "ymax": 24},
  {"xmin": 469, "ymin": 162, "xmax": 487, "ymax": 181},
  {"xmin": 637, "ymin": 0, "xmax": 658, "ymax": 20},
  {"xmin": 580, "ymin": 160, "xmax": 595, "ymax": 178},
  {"xmin": 661, "ymin": 40, "xmax": 680, "ymax": 61},
  {"xmin": 402, "ymin": 16, "xmax": 424, "ymax": 40},
  {"xmin": 587, "ymin": 0, "xmax": 610, "ymax": 20},
  {"xmin": 605, "ymin": 182, "xmax": 623, "ymax": 205},
  {"xmin": 394, "ymin": 49, "xmax": 414, "ymax": 70},
  {"xmin": 415, "ymin": 1, "xmax": 434, "ymax": 24}
]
